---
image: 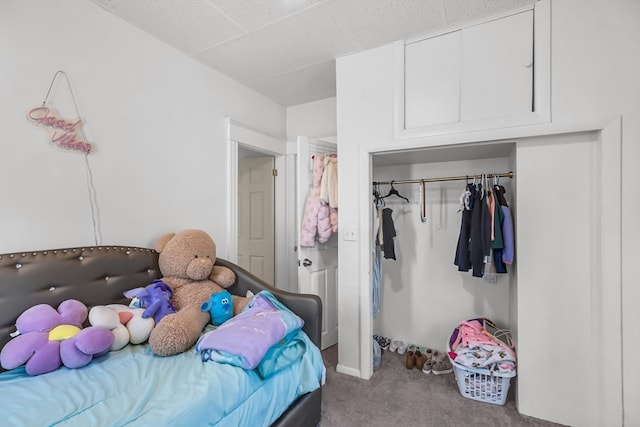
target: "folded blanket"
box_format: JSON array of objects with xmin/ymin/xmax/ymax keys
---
[{"xmin": 196, "ymin": 291, "xmax": 305, "ymax": 374}]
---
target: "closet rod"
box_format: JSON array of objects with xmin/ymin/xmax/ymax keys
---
[{"xmin": 373, "ymin": 171, "xmax": 513, "ymax": 186}]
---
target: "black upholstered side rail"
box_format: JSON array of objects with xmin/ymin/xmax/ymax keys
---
[{"xmin": 0, "ymin": 246, "xmax": 162, "ymax": 351}]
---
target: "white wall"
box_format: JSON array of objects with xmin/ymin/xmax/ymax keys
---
[
  {"xmin": 336, "ymin": 43, "xmax": 395, "ymax": 377},
  {"xmin": 286, "ymin": 97, "xmax": 336, "ymax": 140},
  {"xmin": 336, "ymin": 1, "xmax": 639, "ymax": 425},
  {"xmin": 0, "ymin": 0, "xmax": 286, "ymax": 256}
]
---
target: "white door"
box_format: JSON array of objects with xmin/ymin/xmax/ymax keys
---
[
  {"xmin": 237, "ymin": 155, "xmax": 275, "ymax": 285},
  {"xmin": 296, "ymin": 136, "xmax": 338, "ymax": 350}
]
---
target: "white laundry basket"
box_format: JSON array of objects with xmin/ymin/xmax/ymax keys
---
[{"xmin": 449, "ymin": 352, "xmax": 516, "ymax": 405}]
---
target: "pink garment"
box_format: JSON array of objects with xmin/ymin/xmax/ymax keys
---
[
  {"xmin": 300, "ymin": 154, "xmax": 332, "ymax": 247},
  {"xmin": 329, "ymin": 207, "xmax": 338, "ymax": 233},
  {"xmin": 451, "ymin": 319, "xmax": 517, "ymax": 361}
]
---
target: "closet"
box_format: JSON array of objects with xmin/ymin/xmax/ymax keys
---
[
  {"xmin": 365, "ymin": 129, "xmax": 622, "ymax": 426},
  {"xmin": 372, "ymin": 142, "xmax": 517, "ymax": 360}
]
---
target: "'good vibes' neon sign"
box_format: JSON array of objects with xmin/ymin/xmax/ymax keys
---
[{"xmin": 27, "ymin": 106, "xmax": 93, "ymax": 153}]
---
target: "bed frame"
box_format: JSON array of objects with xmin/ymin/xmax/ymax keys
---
[{"xmin": 0, "ymin": 246, "xmax": 322, "ymax": 427}]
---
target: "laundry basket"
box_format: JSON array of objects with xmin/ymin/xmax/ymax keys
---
[{"xmin": 448, "ymin": 350, "xmax": 516, "ymax": 405}]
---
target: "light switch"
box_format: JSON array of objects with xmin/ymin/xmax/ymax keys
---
[{"xmin": 343, "ymin": 227, "xmax": 357, "ymax": 241}]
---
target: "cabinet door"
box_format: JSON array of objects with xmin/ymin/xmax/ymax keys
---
[
  {"xmin": 404, "ymin": 30, "xmax": 460, "ymax": 129},
  {"xmin": 461, "ymin": 10, "xmax": 533, "ymax": 121}
]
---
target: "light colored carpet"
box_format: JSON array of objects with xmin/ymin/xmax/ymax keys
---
[{"xmin": 320, "ymin": 345, "xmax": 565, "ymax": 427}]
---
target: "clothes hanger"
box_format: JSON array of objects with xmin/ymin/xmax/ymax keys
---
[
  {"xmin": 419, "ymin": 180, "xmax": 426, "ymax": 223},
  {"xmin": 372, "ymin": 183, "xmax": 385, "ymax": 208},
  {"xmin": 381, "ymin": 181, "xmax": 410, "ymax": 203}
]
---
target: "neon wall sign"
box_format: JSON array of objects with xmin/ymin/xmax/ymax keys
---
[{"xmin": 27, "ymin": 106, "xmax": 93, "ymax": 153}]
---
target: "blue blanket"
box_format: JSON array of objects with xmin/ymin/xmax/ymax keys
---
[
  {"xmin": 0, "ymin": 324, "xmax": 324, "ymax": 426},
  {"xmin": 196, "ymin": 291, "xmax": 306, "ymax": 378}
]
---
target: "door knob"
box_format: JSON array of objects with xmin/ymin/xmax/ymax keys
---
[{"xmin": 302, "ymin": 258, "xmax": 312, "ymax": 267}]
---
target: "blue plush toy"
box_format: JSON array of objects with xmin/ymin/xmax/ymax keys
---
[{"xmin": 200, "ymin": 290, "xmax": 233, "ymax": 326}]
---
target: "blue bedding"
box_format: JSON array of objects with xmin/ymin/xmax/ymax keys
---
[{"xmin": 0, "ymin": 329, "xmax": 324, "ymax": 427}]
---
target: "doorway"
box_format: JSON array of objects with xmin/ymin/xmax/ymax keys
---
[
  {"xmin": 237, "ymin": 147, "xmax": 275, "ymax": 284},
  {"xmin": 226, "ymin": 119, "xmax": 288, "ymax": 289}
]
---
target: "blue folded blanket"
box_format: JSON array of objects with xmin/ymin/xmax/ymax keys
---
[{"xmin": 196, "ymin": 291, "xmax": 306, "ymax": 378}]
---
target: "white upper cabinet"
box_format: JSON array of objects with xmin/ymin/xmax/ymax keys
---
[
  {"xmin": 405, "ymin": 30, "xmax": 461, "ymax": 129},
  {"xmin": 395, "ymin": 3, "xmax": 549, "ymax": 138},
  {"xmin": 461, "ymin": 10, "xmax": 533, "ymax": 121}
]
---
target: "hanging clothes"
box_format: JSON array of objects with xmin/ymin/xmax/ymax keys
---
[
  {"xmin": 494, "ymin": 184, "xmax": 514, "ymax": 265},
  {"xmin": 372, "ymin": 185, "xmax": 385, "ymax": 319},
  {"xmin": 372, "ymin": 215, "xmax": 382, "ymax": 319},
  {"xmin": 320, "ymin": 155, "xmax": 338, "ymax": 208},
  {"xmin": 490, "ymin": 183, "xmax": 507, "ymax": 274},
  {"xmin": 320, "ymin": 154, "xmax": 339, "ymax": 233},
  {"xmin": 454, "ymin": 183, "xmax": 475, "ymax": 272},
  {"xmin": 381, "ymin": 207, "xmax": 397, "ymax": 260},
  {"xmin": 455, "ymin": 179, "xmax": 499, "ymax": 278},
  {"xmin": 300, "ymin": 154, "xmax": 333, "ymax": 247},
  {"xmin": 468, "ymin": 183, "xmax": 492, "ymax": 278}
]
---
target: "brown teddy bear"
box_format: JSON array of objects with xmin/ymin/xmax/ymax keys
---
[{"xmin": 148, "ymin": 229, "xmax": 249, "ymax": 356}]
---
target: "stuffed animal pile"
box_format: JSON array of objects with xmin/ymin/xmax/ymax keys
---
[
  {"xmin": 148, "ymin": 229, "xmax": 250, "ymax": 356},
  {"xmin": 1, "ymin": 229, "xmax": 246, "ymax": 375}
]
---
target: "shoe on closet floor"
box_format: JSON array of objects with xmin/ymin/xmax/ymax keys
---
[
  {"xmin": 391, "ymin": 340, "xmax": 407, "ymax": 354},
  {"xmin": 383, "ymin": 337, "xmax": 391, "ymax": 351},
  {"xmin": 432, "ymin": 358, "xmax": 453, "ymax": 375},
  {"xmin": 422, "ymin": 359, "xmax": 433, "ymax": 375},
  {"xmin": 414, "ymin": 350, "xmax": 428, "ymax": 371},
  {"xmin": 405, "ymin": 351, "xmax": 416, "ymax": 369},
  {"xmin": 374, "ymin": 335, "xmax": 390, "ymax": 351}
]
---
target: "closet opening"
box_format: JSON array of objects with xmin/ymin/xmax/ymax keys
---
[
  {"xmin": 370, "ymin": 141, "xmax": 518, "ymax": 370},
  {"xmin": 356, "ymin": 123, "xmax": 623, "ymax": 425}
]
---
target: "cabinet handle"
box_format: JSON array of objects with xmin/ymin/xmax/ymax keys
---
[{"xmin": 524, "ymin": 61, "xmax": 533, "ymax": 68}]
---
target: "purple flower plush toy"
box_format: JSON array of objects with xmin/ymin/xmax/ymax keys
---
[{"xmin": 0, "ymin": 299, "xmax": 114, "ymax": 376}]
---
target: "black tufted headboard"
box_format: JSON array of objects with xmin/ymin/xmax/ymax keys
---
[
  {"xmin": 0, "ymin": 246, "xmax": 162, "ymax": 351},
  {"xmin": 0, "ymin": 245, "xmax": 323, "ymax": 426}
]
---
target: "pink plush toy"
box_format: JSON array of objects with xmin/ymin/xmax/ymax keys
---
[{"xmin": 0, "ymin": 299, "xmax": 114, "ymax": 375}]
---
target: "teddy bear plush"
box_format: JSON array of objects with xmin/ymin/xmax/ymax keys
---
[{"xmin": 148, "ymin": 229, "xmax": 249, "ymax": 356}]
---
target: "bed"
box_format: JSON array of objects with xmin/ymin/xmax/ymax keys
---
[{"xmin": 0, "ymin": 246, "xmax": 324, "ymax": 427}]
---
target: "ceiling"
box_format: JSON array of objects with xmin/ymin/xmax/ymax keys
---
[{"xmin": 91, "ymin": 0, "xmax": 535, "ymax": 107}]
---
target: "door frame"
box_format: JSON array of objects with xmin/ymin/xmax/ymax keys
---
[{"xmin": 226, "ymin": 118, "xmax": 288, "ymax": 288}]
